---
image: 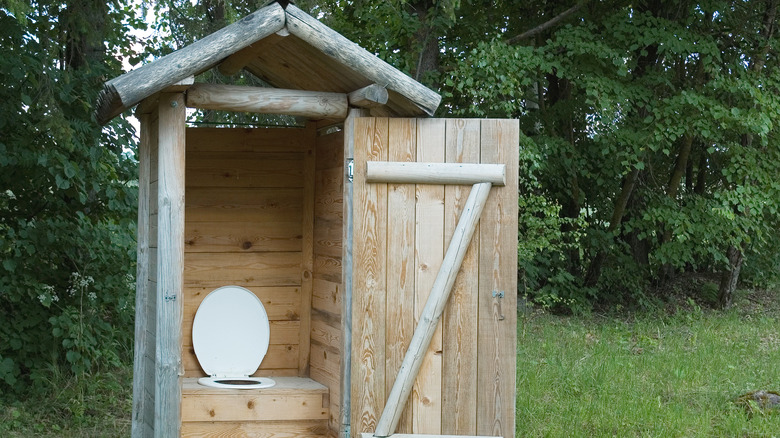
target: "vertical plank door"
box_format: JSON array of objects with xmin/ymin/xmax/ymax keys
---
[{"xmin": 349, "ymin": 118, "xmax": 518, "ymax": 438}]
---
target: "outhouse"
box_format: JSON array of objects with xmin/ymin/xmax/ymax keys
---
[{"xmin": 97, "ymin": 2, "xmax": 518, "ymax": 438}]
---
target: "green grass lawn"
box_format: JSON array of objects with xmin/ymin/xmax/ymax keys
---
[
  {"xmin": 2, "ymin": 290, "xmax": 778, "ymax": 437},
  {"xmin": 516, "ymin": 290, "xmax": 780, "ymax": 437}
]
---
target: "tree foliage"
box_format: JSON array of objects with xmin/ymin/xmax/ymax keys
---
[
  {"xmin": 0, "ymin": 1, "xmax": 140, "ymax": 394},
  {"xmin": 299, "ymin": 0, "xmax": 780, "ymax": 310}
]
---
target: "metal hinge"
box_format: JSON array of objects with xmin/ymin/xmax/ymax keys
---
[{"xmin": 347, "ymin": 159, "xmax": 354, "ymax": 183}]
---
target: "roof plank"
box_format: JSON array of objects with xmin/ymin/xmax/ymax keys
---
[{"xmin": 284, "ymin": 4, "xmax": 441, "ymax": 116}]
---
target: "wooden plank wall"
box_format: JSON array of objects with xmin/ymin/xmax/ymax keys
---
[
  {"xmin": 181, "ymin": 127, "xmax": 313, "ymax": 379},
  {"xmin": 350, "ymin": 118, "xmax": 518, "ymax": 438},
  {"xmin": 310, "ymin": 127, "xmax": 346, "ymax": 434}
]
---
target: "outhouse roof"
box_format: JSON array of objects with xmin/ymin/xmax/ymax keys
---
[{"xmin": 96, "ymin": 1, "xmax": 441, "ymax": 125}]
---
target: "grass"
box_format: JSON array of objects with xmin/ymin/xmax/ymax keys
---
[
  {"xmin": 0, "ymin": 367, "xmax": 132, "ymax": 437},
  {"xmin": 1, "ymin": 289, "xmax": 777, "ymax": 437},
  {"xmin": 516, "ymin": 289, "xmax": 780, "ymax": 437}
]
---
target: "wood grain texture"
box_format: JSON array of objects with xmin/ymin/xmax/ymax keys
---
[
  {"xmin": 411, "ymin": 118, "xmax": 446, "ymax": 435},
  {"xmin": 375, "ymin": 182, "xmax": 492, "ymax": 438},
  {"xmin": 217, "ymin": 29, "xmax": 290, "ymax": 76},
  {"xmin": 186, "ymin": 127, "xmax": 309, "ymax": 153},
  {"xmin": 184, "ymin": 221, "xmax": 302, "ymax": 253},
  {"xmin": 311, "ymin": 279, "xmax": 342, "ymax": 317},
  {"xmin": 350, "ymin": 117, "xmax": 388, "ymax": 435},
  {"xmin": 314, "ymin": 167, "xmax": 344, "ymax": 223},
  {"xmin": 185, "ymin": 152, "xmax": 304, "ymax": 188},
  {"xmin": 384, "ymin": 118, "xmax": 417, "ymax": 434},
  {"xmin": 183, "ymin": 344, "xmax": 300, "ymax": 377},
  {"xmin": 300, "ymin": 127, "xmax": 317, "ymax": 376},
  {"xmin": 97, "ymin": 3, "xmax": 285, "ymax": 124},
  {"xmin": 185, "ymin": 187, "xmax": 303, "ymax": 223},
  {"xmin": 285, "ymin": 5, "xmax": 440, "ymax": 116},
  {"xmin": 442, "ymin": 118, "xmax": 481, "ymax": 435},
  {"xmin": 348, "ymin": 84, "xmax": 389, "ymax": 109},
  {"xmin": 131, "ymin": 112, "xmax": 153, "ymax": 438},
  {"xmin": 181, "ymin": 377, "xmax": 328, "ymax": 422},
  {"xmin": 154, "ymin": 92, "xmax": 186, "ymax": 438},
  {"xmin": 366, "ymin": 161, "xmax": 505, "ymax": 186},
  {"xmin": 184, "ymin": 252, "xmax": 302, "ymax": 287},
  {"xmin": 181, "ymin": 419, "xmax": 329, "ymax": 438},
  {"xmin": 477, "ymin": 119, "xmax": 519, "ymax": 438},
  {"xmin": 186, "ymin": 84, "xmax": 348, "ymax": 119}
]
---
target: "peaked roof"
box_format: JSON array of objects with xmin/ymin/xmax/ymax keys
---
[{"xmin": 96, "ymin": 2, "xmax": 441, "ymax": 124}]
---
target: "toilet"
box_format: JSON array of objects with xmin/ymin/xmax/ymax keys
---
[{"xmin": 192, "ymin": 285, "xmax": 276, "ymax": 389}]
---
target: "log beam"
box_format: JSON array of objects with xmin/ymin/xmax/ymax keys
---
[
  {"xmin": 348, "ymin": 84, "xmax": 389, "ymax": 109},
  {"xmin": 366, "ymin": 161, "xmax": 506, "ymax": 186},
  {"xmin": 185, "ymin": 84, "xmax": 349, "ymax": 119},
  {"xmin": 96, "ymin": 2, "xmax": 285, "ymax": 124}
]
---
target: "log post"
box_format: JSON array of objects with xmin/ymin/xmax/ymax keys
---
[
  {"xmin": 154, "ymin": 92, "xmax": 186, "ymax": 438},
  {"xmin": 131, "ymin": 113, "xmax": 152, "ymax": 438},
  {"xmin": 373, "ymin": 182, "xmax": 493, "ymax": 438}
]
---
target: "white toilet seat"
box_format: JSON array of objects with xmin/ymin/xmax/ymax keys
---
[{"xmin": 192, "ymin": 285, "xmax": 276, "ymax": 390}]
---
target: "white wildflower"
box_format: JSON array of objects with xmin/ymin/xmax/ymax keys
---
[{"xmin": 88, "ymin": 291, "xmax": 97, "ymax": 301}]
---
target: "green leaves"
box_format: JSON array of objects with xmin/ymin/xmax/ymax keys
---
[{"xmin": 0, "ymin": 6, "xmax": 138, "ymax": 396}]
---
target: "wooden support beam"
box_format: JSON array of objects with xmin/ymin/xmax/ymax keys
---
[
  {"xmin": 131, "ymin": 113, "xmax": 152, "ymax": 438},
  {"xmin": 373, "ymin": 182, "xmax": 493, "ymax": 438},
  {"xmin": 135, "ymin": 77, "xmax": 194, "ymax": 115},
  {"xmin": 285, "ymin": 4, "xmax": 441, "ymax": 116},
  {"xmin": 365, "ymin": 162, "xmax": 505, "ymax": 186},
  {"xmin": 348, "ymin": 84, "xmax": 389, "ymax": 109},
  {"xmin": 186, "ymin": 84, "xmax": 349, "ymax": 119},
  {"xmin": 154, "ymin": 92, "xmax": 186, "ymax": 438},
  {"xmin": 218, "ymin": 28, "xmax": 290, "ymax": 76},
  {"xmin": 96, "ymin": 2, "xmax": 285, "ymax": 124}
]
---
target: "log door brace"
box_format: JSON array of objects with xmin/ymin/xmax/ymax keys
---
[{"xmin": 364, "ymin": 161, "xmax": 505, "ymax": 438}]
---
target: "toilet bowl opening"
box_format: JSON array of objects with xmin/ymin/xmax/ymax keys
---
[{"xmin": 214, "ymin": 379, "xmax": 263, "ymax": 385}]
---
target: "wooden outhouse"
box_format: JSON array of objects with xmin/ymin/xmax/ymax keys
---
[{"xmin": 97, "ymin": 2, "xmax": 518, "ymax": 438}]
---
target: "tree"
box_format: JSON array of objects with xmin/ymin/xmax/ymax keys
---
[{"xmin": 0, "ymin": 1, "xmax": 141, "ymax": 394}]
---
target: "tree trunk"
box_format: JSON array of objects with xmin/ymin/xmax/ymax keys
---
[
  {"xmin": 717, "ymin": 244, "xmax": 744, "ymax": 309},
  {"xmin": 716, "ymin": 0, "xmax": 777, "ymax": 306},
  {"xmin": 584, "ymin": 167, "xmax": 640, "ymax": 287},
  {"xmin": 657, "ymin": 134, "xmax": 694, "ymax": 283},
  {"xmin": 410, "ymin": 1, "xmax": 440, "ymax": 86}
]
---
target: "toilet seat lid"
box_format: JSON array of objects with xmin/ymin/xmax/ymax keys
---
[{"xmin": 192, "ymin": 286, "xmax": 270, "ymax": 378}]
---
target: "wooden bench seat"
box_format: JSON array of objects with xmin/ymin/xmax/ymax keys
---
[{"xmin": 181, "ymin": 376, "xmax": 331, "ymax": 437}]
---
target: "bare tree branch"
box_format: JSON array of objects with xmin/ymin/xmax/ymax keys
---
[{"xmin": 506, "ymin": 1, "xmax": 587, "ymax": 45}]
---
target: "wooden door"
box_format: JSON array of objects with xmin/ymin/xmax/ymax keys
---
[{"xmin": 348, "ymin": 118, "xmax": 518, "ymax": 438}]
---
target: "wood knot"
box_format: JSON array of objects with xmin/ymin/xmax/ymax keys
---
[
  {"xmin": 247, "ymin": 400, "xmax": 255, "ymax": 409},
  {"xmin": 208, "ymin": 409, "xmax": 215, "ymax": 417},
  {"xmin": 422, "ymin": 397, "xmax": 431, "ymax": 406},
  {"xmin": 242, "ymin": 241, "xmax": 252, "ymax": 250}
]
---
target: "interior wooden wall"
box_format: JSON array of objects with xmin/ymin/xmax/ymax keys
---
[
  {"xmin": 310, "ymin": 127, "xmax": 346, "ymax": 434},
  {"xmin": 350, "ymin": 118, "xmax": 519, "ymax": 438},
  {"xmin": 181, "ymin": 127, "xmax": 315, "ymax": 378}
]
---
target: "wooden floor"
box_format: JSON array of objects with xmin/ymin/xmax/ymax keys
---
[{"xmin": 181, "ymin": 376, "xmax": 332, "ymax": 438}]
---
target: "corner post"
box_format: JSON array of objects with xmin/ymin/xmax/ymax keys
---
[{"xmin": 154, "ymin": 92, "xmax": 186, "ymax": 437}]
